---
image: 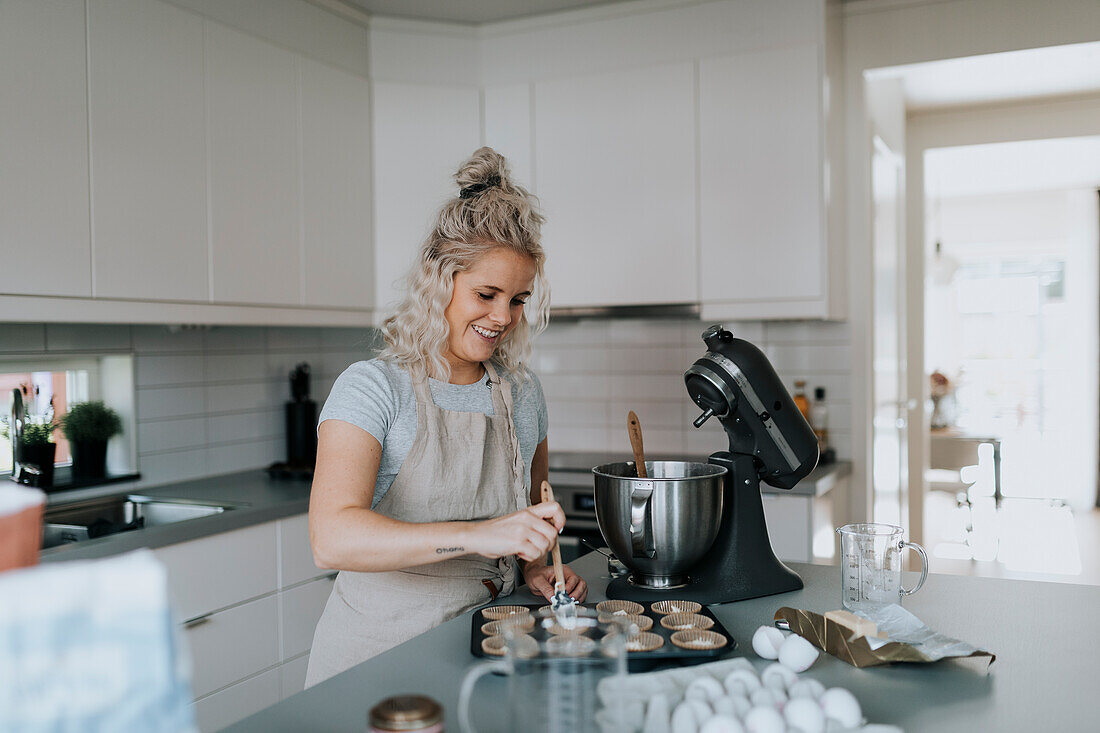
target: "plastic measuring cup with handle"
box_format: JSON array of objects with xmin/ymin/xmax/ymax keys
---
[{"xmin": 836, "ymin": 523, "xmax": 928, "ymax": 613}]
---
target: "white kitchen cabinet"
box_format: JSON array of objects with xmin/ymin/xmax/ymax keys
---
[
  {"xmin": 279, "ymin": 574, "xmax": 336, "ymax": 660},
  {"xmin": 87, "ymin": 0, "xmax": 209, "ymax": 302},
  {"xmin": 206, "ymin": 22, "xmax": 301, "ymax": 306},
  {"xmin": 280, "ymin": 654, "xmax": 310, "ymax": 699},
  {"xmin": 153, "ymin": 520, "xmax": 278, "ymax": 622},
  {"xmin": 0, "ymin": 0, "xmax": 91, "ymax": 298},
  {"xmin": 762, "ymin": 488, "xmax": 837, "ymax": 564},
  {"xmin": 192, "ymin": 665, "xmax": 282, "ymax": 733},
  {"xmin": 483, "ymin": 83, "xmax": 534, "ymax": 191},
  {"xmin": 372, "ymin": 82, "xmax": 481, "ymax": 317},
  {"xmin": 278, "ymin": 513, "xmax": 327, "ymax": 588},
  {"xmin": 301, "ymin": 58, "xmax": 373, "ymax": 309},
  {"xmin": 534, "ymin": 63, "xmax": 697, "ymax": 309},
  {"xmin": 184, "ymin": 594, "xmax": 279, "ymax": 699},
  {"xmin": 698, "ymin": 40, "xmax": 839, "ymax": 320}
]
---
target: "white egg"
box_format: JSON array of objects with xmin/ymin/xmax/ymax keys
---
[
  {"xmin": 760, "ymin": 662, "xmax": 798, "ymax": 690},
  {"xmin": 687, "ymin": 676, "xmax": 728, "ymax": 703},
  {"xmin": 723, "ymin": 669, "xmax": 763, "ymax": 695},
  {"xmin": 712, "ymin": 695, "xmax": 737, "ymax": 718},
  {"xmin": 687, "ymin": 698, "xmax": 714, "ymax": 725},
  {"xmin": 749, "ymin": 688, "xmax": 778, "ymax": 710},
  {"xmin": 788, "ymin": 678, "xmax": 826, "ymax": 700},
  {"xmin": 820, "ymin": 688, "xmax": 862, "ymax": 729},
  {"xmin": 783, "ymin": 697, "xmax": 826, "ymax": 733},
  {"xmin": 699, "ymin": 714, "xmax": 746, "ymax": 733},
  {"xmin": 727, "ymin": 694, "xmax": 753, "ymax": 719},
  {"xmin": 751, "ymin": 625, "xmax": 787, "ymax": 660},
  {"xmin": 778, "ymin": 634, "xmax": 820, "ymax": 673},
  {"xmin": 743, "ymin": 705, "xmax": 786, "ymax": 733},
  {"xmin": 642, "ymin": 693, "xmax": 671, "ymax": 733},
  {"xmin": 686, "ymin": 686, "xmax": 710, "ymax": 703},
  {"xmin": 671, "ymin": 702, "xmax": 700, "ymax": 733}
]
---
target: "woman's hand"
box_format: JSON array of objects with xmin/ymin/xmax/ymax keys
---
[
  {"xmin": 468, "ymin": 502, "xmax": 565, "ymax": 562},
  {"xmin": 522, "ymin": 562, "xmax": 588, "ymax": 604}
]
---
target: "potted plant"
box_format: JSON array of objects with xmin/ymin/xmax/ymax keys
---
[
  {"xmin": 19, "ymin": 421, "xmax": 57, "ymax": 488},
  {"xmin": 61, "ymin": 401, "xmax": 122, "ymax": 480}
]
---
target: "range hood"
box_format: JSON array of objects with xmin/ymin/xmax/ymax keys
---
[{"xmin": 548, "ymin": 302, "xmax": 700, "ymax": 321}]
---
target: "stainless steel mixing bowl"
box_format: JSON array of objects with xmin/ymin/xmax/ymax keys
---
[{"xmin": 592, "ymin": 461, "xmax": 727, "ymax": 588}]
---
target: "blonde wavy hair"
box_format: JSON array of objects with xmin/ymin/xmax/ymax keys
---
[{"xmin": 379, "ymin": 147, "xmax": 549, "ymax": 383}]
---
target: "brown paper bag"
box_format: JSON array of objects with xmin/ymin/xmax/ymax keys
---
[{"xmin": 774, "ymin": 606, "xmax": 995, "ymax": 668}]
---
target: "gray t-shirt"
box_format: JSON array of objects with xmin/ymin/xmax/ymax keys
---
[{"xmin": 318, "ymin": 359, "xmax": 549, "ymax": 509}]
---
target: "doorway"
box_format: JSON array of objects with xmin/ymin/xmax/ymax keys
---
[{"xmin": 921, "ymin": 137, "xmax": 1100, "ymax": 580}]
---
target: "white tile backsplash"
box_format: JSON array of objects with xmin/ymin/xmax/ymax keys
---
[
  {"xmin": 533, "ymin": 317, "xmax": 851, "ymax": 458},
  {"xmin": 4, "ymin": 322, "xmax": 379, "ymax": 488}
]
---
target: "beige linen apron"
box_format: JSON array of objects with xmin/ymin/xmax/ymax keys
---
[{"xmin": 305, "ymin": 362, "xmax": 528, "ymax": 687}]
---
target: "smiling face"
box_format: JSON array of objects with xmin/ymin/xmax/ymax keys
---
[{"xmin": 443, "ymin": 247, "xmax": 536, "ymax": 384}]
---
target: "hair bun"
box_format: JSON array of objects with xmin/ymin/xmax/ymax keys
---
[{"xmin": 455, "ymin": 147, "xmax": 511, "ymax": 194}]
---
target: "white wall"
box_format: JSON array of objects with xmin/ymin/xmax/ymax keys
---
[{"xmin": 844, "ymin": 0, "xmax": 1100, "ymax": 530}]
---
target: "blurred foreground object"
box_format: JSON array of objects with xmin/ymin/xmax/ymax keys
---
[
  {"xmin": 0, "ymin": 485, "xmax": 44, "ymax": 571},
  {"xmin": 0, "ymin": 550, "xmax": 197, "ymax": 732}
]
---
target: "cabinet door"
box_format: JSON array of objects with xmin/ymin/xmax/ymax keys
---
[
  {"xmin": 153, "ymin": 520, "xmax": 278, "ymax": 622},
  {"xmin": 279, "ymin": 573, "xmax": 337, "ymax": 660},
  {"xmin": 535, "ymin": 63, "xmax": 697, "ymax": 308},
  {"xmin": 206, "ymin": 22, "xmax": 300, "ymax": 306},
  {"xmin": 699, "ymin": 44, "xmax": 825, "ymax": 317},
  {"xmin": 301, "ymin": 59, "xmax": 373, "ymax": 309},
  {"xmin": 0, "ymin": 0, "xmax": 91, "ymax": 297},
  {"xmin": 184, "ymin": 594, "xmax": 279, "ymax": 699},
  {"xmin": 88, "ymin": 0, "xmax": 208, "ymax": 302},
  {"xmin": 761, "ymin": 493, "xmax": 812, "ymax": 563},
  {"xmin": 278, "ymin": 513, "xmax": 327, "ymax": 588},
  {"xmin": 372, "ymin": 82, "xmax": 481, "ymax": 315},
  {"xmin": 192, "ymin": 666, "xmax": 281, "ymax": 733}
]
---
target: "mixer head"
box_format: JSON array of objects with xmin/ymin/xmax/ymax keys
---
[{"xmin": 684, "ymin": 325, "xmax": 819, "ymax": 489}]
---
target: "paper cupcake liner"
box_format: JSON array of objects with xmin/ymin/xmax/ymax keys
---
[
  {"xmin": 625, "ymin": 632, "xmax": 665, "ymax": 653},
  {"xmin": 670, "ymin": 629, "xmax": 728, "ymax": 650},
  {"xmin": 659, "ymin": 613, "xmax": 715, "ymax": 631},
  {"xmin": 481, "ymin": 605, "xmax": 532, "ymax": 621},
  {"xmin": 546, "ymin": 635, "xmax": 598, "ymax": 657},
  {"xmin": 481, "ymin": 634, "xmax": 537, "ymax": 658},
  {"xmin": 599, "ymin": 612, "xmax": 653, "ymax": 632},
  {"xmin": 651, "ymin": 600, "xmax": 702, "ymax": 616},
  {"xmin": 481, "ymin": 616, "xmax": 535, "ymax": 636},
  {"xmin": 595, "ymin": 600, "xmax": 644, "ymax": 616}
]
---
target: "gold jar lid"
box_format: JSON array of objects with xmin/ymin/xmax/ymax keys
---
[{"xmin": 368, "ymin": 695, "xmax": 443, "ymax": 730}]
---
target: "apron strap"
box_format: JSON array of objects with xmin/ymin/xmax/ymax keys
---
[{"xmin": 484, "ymin": 361, "xmax": 529, "ymax": 512}]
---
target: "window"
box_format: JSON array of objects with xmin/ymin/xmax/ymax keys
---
[{"xmin": 1, "ymin": 355, "xmax": 136, "ymax": 483}]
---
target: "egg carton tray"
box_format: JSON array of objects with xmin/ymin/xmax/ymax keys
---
[{"xmin": 470, "ymin": 603, "xmax": 737, "ymax": 671}]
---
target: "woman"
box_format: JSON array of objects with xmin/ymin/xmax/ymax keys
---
[{"xmin": 305, "ymin": 147, "xmax": 587, "ymax": 686}]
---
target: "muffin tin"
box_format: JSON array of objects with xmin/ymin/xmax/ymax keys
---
[{"xmin": 469, "ymin": 601, "xmax": 736, "ymax": 670}]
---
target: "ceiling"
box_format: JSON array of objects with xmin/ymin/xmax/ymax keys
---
[
  {"xmin": 869, "ymin": 41, "xmax": 1100, "ymax": 111},
  {"xmin": 925, "ymin": 136, "xmax": 1100, "ymax": 199},
  {"xmin": 338, "ymin": 0, "xmax": 629, "ymax": 24}
]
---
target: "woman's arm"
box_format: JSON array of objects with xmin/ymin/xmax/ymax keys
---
[{"xmin": 309, "ymin": 420, "xmax": 566, "ymax": 573}]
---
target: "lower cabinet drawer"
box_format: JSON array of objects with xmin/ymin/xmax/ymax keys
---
[
  {"xmin": 279, "ymin": 573, "xmax": 336, "ymax": 660},
  {"xmin": 280, "ymin": 654, "xmax": 310, "ymax": 699},
  {"xmin": 184, "ymin": 594, "xmax": 279, "ymax": 699},
  {"xmin": 192, "ymin": 666, "xmax": 281, "ymax": 733}
]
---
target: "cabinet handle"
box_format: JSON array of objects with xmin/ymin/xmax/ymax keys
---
[{"xmin": 183, "ymin": 612, "xmax": 213, "ymax": 628}]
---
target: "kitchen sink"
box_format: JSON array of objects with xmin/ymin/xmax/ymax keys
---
[{"xmin": 42, "ymin": 494, "xmax": 242, "ymax": 549}]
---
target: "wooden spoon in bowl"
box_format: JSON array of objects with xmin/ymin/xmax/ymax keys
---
[{"xmin": 627, "ymin": 410, "xmax": 648, "ymax": 479}]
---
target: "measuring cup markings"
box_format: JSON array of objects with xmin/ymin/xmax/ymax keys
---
[{"xmin": 836, "ymin": 523, "xmax": 928, "ymax": 613}]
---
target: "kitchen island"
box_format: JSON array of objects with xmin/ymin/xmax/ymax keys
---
[{"xmin": 225, "ymin": 551, "xmax": 1100, "ymax": 732}]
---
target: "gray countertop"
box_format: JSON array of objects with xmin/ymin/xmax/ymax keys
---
[
  {"xmin": 39, "ymin": 470, "xmax": 311, "ymax": 563},
  {"xmin": 226, "ymin": 551, "xmax": 1099, "ymax": 733},
  {"xmin": 549, "ymin": 451, "xmax": 851, "ymax": 497}
]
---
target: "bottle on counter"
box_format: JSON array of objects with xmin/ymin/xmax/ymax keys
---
[
  {"xmin": 793, "ymin": 380, "xmax": 811, "ymax": 423},
  {"xmin": 369, "ymin": 695, "xmax": 443, "ymax": 732},
  {"xmin": 811, "ymin": 387, "xmax": 829, "ymax": 457}
]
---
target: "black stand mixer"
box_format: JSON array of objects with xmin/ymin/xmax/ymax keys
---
[{"xmin": 599, "ymin": 325, "xmax": 819, "ymax": 605}]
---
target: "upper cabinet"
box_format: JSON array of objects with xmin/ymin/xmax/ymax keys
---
[
  {"xmin": 699, "ymin": 42, "xmax": 833, "ymax": 319},
  {"xmin": 533, "ymin": 64, "xmax": 698, "ymax": 309},
  {"xmin": 0, "ymin": 0, "xmax": 91, "ymax": 298},
  {"xmin": 300, "ymin": 59, "xmax": 373, "ymax": 310},
  {"xmin": 88, "ymin": 0, "xmax": 208, "ymax": 302},
  {"xmin": 371, "ymin": 82, "xmax": 481, "ymax": 316},
  {"xmin": 206, "ymin": 23, "xmax": 301, "ymax": 306}
]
